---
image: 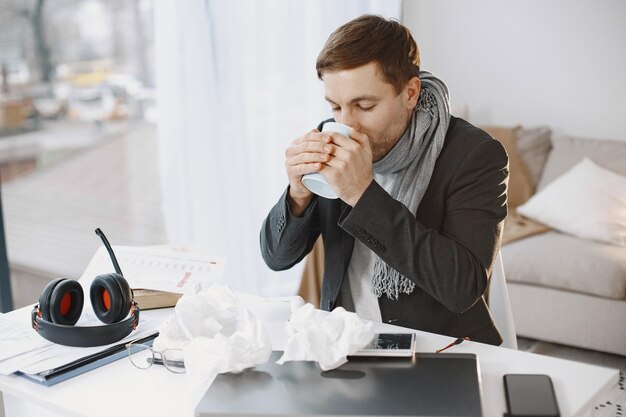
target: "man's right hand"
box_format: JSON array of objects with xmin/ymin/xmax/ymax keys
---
[{"xmin": 284, "ymin": 129, "xmax": 332, "ymax": 216}]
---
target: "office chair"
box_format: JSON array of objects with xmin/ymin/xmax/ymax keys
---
[
  {"xmin": 489, "ymin": 250, "xmax": 518, "ymax": 349},
  {"xmin": 299, "ymin": 241, "xmax": 518, "ymax": 349}
]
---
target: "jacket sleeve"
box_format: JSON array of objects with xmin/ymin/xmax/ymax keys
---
[
  {"xmin": 338, "ymin": 139, "xmax": 508, "ymax": 313},
  {"xmin": 260, "ymin": 187, "xmax": 321, "ymax": 271}
]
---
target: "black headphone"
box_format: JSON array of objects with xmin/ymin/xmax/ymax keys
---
[{"xmin": 31, "ymin": 228, "xmax": 140, "ymax": 347}]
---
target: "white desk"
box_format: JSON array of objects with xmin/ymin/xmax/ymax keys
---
[{"xmin": 0, "ymin": 300, "xmax": 619, "ymax": 417}]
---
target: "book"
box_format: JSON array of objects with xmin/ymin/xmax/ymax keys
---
[{"xmin": 132, "ymin": 288, "xmax": 183, "ymax": 310}]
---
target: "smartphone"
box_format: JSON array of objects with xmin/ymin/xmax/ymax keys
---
[
  {"xmin": 351, "ymin": 333, "xmax": 416, "ymax": 357},
  {"xmin": 503, "ymin": 374, "xmax": 560, "ymax": 417}
]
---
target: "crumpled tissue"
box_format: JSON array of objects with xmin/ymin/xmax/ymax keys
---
[
  {"xmin": 277, "ymin": 303, "xmax": 374, "ymax": 371},
  {"xmin": 153, "ymin": 285, "xmax": 271, "ymax": 391}
]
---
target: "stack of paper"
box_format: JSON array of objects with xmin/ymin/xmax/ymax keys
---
[{"xmin": 0, "ymin": 312, "xmax": 159, "ymax": 385}]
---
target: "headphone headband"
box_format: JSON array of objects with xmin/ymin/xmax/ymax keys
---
[{"xmin": 31, "ymin": 301, "xmax": 140, "ymax": 347}]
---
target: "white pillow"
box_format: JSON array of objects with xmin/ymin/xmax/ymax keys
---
[{"xmin": 517, "ymin": 157, "xmax": 626, "ymax": 246}]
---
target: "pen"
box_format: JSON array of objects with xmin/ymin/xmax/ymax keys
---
[{"xmin": 435, "ymin": 337, "xmax": 470, "ymax": 353}]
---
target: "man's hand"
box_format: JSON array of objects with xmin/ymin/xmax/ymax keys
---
[
  {"xmin": 284, "ymin": 129, "xmax": 331, "ymax": 216},
  {"xmin": 320, "ymin": 128, "xmax": 373, "ymax": 207}
]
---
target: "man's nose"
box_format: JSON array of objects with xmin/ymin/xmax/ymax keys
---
[{"xmin": 338, "ymin": 110, "xmax": 360, "ymax": 132}]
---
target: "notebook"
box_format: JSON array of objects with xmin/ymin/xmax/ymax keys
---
[
  {"xmin": 17, "ymin": 333, "xmax": 158, "ymax": 386},
  {"xmin": 195, "ymin": 351, "xmax": 484, "ymax": 417}
]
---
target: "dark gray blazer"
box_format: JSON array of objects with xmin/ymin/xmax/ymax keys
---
[{"xmin": 260, "ymin": 116, "xmax": 508, "ymax": 345}]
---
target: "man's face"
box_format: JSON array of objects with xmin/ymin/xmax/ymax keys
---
[{"xmin": 322, "ymin": 61, "xmax": 419, "ymax": 161}]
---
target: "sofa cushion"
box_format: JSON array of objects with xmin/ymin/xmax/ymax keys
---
[
  {"xmin": 502, "ymin": 231, "xmax": 626, "ymax": 300},
  {"xmin": 481, "ymin": 125, "xmax": 534, "ymax": 209},
  {"xmin": 517, "ymin": 158, "xmax": 626, "ymax": 246},
  {"xmin": 502, "ymin": 211, "xmax": 550, "ymax": 245},
  {"xmin": 538, "ymin": 135, "xmax": 626, "ymax": 190},
  {"xmin": 486, "ymin": 125, "xmax": 553, "ymax": 245},
  {"xmin": 515, "ymin": 126, "xmax": 551, "ymax": 186}
]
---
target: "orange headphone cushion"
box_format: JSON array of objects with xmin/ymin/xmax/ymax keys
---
[
  {"xmin": 89, "ymin": 273, "xmax": 132, "ymax": 324},
  {"xmin": 44, "ymin": 279, "xmax": 84, "ymax": 326}
]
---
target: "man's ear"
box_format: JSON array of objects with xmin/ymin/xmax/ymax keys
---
[{"xmin": 406, "ymin": 76, "xmax": 421, "ymax": 109}]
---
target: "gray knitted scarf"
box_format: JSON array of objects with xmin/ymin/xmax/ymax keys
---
[{"xmin": 371, "ymin": 71, "xmax": 451, "ymax": 300}]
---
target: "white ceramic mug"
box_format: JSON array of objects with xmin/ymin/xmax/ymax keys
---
[{"xmin": 301, "ymin": 122, "xmax": 351, "ymax": 199}]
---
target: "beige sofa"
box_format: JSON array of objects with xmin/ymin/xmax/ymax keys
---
[{"xmin": 485, "ymin": 126, "xmax": 626, "ymax": 356}]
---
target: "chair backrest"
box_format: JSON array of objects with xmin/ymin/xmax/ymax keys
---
[
  {"xmin": 297, "ymin": 237, "xmax": 324, "ymax": 308},
  {"xmin": 299, "ymin": 241, "xmax": 518, "ymax": 349},
  {"xmin": 489, "ymin": 250, "xmax": 518, "ymax": 349}
]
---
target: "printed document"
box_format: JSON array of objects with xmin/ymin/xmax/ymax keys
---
[{"xmin": 80, "ymin": 245, "xmax": 226, "ymax": 294}]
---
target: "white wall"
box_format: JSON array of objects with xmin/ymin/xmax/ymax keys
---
[{"xmin": 403, "ymin": 0, "xmax": 626, "ymax": 141}]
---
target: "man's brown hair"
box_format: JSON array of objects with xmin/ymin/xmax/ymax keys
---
[{"xmin": 316, "ymin": 15, "xmax": 420, "ymax": 94}]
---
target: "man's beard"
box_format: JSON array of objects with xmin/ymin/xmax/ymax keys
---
[{"xmin": 370, "ymin": 124, "xmax": 409, "ymax": 162}]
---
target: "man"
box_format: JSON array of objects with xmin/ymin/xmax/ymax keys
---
[{"xmin": 260, "ymin": 15, "xmax": 508, "ymax": 345}]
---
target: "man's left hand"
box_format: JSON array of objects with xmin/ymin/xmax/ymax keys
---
[{"xmin": 320, "ymin": 128, "xmax": 373, "ymax": 207}]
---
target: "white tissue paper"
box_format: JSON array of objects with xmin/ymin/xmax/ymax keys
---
[
  {"xmin": 277, "ymin": 303, "xmax": 374, "ymax": 371},
  {"xmin": 153, "ymin": 285, "xmax": 272, "ymax": 391}
]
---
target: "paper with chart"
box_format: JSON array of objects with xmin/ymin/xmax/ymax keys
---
[{"xmin": 80, "ymin": 245, "xmax": 226, "ymax": 294}]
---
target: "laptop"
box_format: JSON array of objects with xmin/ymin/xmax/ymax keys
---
[{"xmin": 195, "ymin": 351, "xmax": 484, "ymax": 417}]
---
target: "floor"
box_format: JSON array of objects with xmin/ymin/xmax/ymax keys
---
[{"xmin": 517, "ymin": 337, "xmax": 625, "ymax": 371}]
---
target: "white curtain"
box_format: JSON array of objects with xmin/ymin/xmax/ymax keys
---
[{"xmin": 154, "ymin": 0, "xmax": 401, "ymax": 296}]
